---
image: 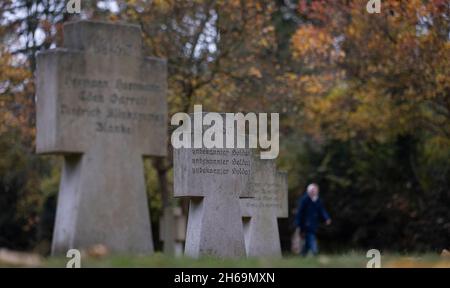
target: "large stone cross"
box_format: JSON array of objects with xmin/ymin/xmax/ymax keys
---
[
  {"xmin": 240, "ymin": 158, "xmax": 288, "ymax": 257},
  {"xmin": 174, "ymin": 113, "xmax": 254, "ymax": 258},
  {"xmin": 36, "ymin": 21, "xmax": 167, "ymax": 254}
]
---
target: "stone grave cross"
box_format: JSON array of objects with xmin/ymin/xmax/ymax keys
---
[
  {"xmin": 240, "ymin": 158, "xmax": 288, "ymax": 257},
  {"xmin": 174, "ymin": 113, "xmax": 254, "ymax": 258},
  {"xmin": 36, "ymin": 21, "xmax": 167, "ymax": 254}
]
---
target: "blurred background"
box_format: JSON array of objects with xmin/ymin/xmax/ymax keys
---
[{"xmin": 0, "ymin": 0, "xmax": 448, "ymax": 256}]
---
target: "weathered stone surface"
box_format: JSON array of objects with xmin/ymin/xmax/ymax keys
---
[
  {"xmin": 36, "ymin": 20, "xmax": 167, "ymax": 254},
  {"xmin": 174, "ymin": 113, "xmax": 254, "ymax": 258},
  {"xmin": 160, "ymin": 207, "xmax": 187, "ymax": 256},
  {"xmin": 240, "ymin": 158, "xmax": 288, "ymax": 258}
]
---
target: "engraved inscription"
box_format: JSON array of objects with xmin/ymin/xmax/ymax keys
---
[
  {"xmin": 245, "ymin": 182, "xmax": 283, "ymax": 210},
  {"xmin": 90, "ymin": 37, "xmax": 136, "ymax": 56},
  {"xmin": 190, "ymin": 148, "xmax": 251, "ymax": 176},
  {"xmin": 60, "ymin": 76, "xmax": 164, "ymax": 135}
]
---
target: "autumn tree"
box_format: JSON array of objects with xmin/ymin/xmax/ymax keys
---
[
  {"xmin": 1, "ymin": 0, "xmax": 448, "ymax": 252},
  {"xmin": 286, "ymin": 0, "xmax": 449, "ymax": 251}
]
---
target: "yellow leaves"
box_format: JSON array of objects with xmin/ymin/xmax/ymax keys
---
[
  {"xmin": 0, "ymin": 48, "xmax": 34, "ymax": 139},
  {"xmin": 300, "ymin": 78, "xmax": 417, "ymax": 143},
  {"xmin": 248, "ymin": 67, "xmax": 262, "ymax": 78},
  {"xmin": 350, "ymin": 91, "xmax": 390, "ymax": 131},
  {"xmin": 304, "ymin": 79, "xmax": 324, "ymax": 95},
  {"xmin": 257, "ymin": 37, "xmax": 269, "ymax": 49},
  {"xmin": 108, "ymin": 14, "xmax": 119, "ymax": 22},
  {"xmin": 436, "ymin": 73, "xmax": 450, "ymax": 89},
  {"xmin": 300, "ymin": 84, "xmax": 349, "ymax": 140},
  {"xmin": 347, "ymin": 25, "xmax": 356, "ymax": 37},
  {"xmin": 0, "ymin": 51, "xmax": 30, "ymax": 83},
  {"xmin": 286, "ymin": 73, "xmax": 298, "ymax": 82},
  {"xmin": 152, "ymin": 0, "xmax": 173, "ymax": 12},
  {"xmin": 386, "ymin": 258, "xmax": 450, "ymax": 268},
  {"xmin": 289, "ymin": 0, "xmax": 450, "ymax": 143},
  {"xmin": 0, "ymin": 109, "xmax": 23, "ymax": 135},
  {"xmin": 291, "ymin": 25, "xmax": 333, "ymax": 63},
  {"xmin": 297, "ymin": 74, "xmax": 337, "ymax": 96}
]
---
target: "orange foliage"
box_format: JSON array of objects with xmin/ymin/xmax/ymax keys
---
[
  {"xmin": 290, "ymin": 0, "xmax": 449, "ymax": 143},
  {"xmin": 0, "ymin": 49, "xmax": 34, "ymax": 140}
]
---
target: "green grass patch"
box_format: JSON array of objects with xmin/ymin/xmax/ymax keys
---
[{"xmin": 42, "ymin": 252, "xmax": 448, "ymax": 268}]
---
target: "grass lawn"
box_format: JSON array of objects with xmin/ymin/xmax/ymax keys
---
[
  {"xmin": 41, "ymin": 252, "xmax": 449, "ymax": 268},
  {"xmin": 1, "ymin": 249, "xmax": 448, "ymax": 268}
]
